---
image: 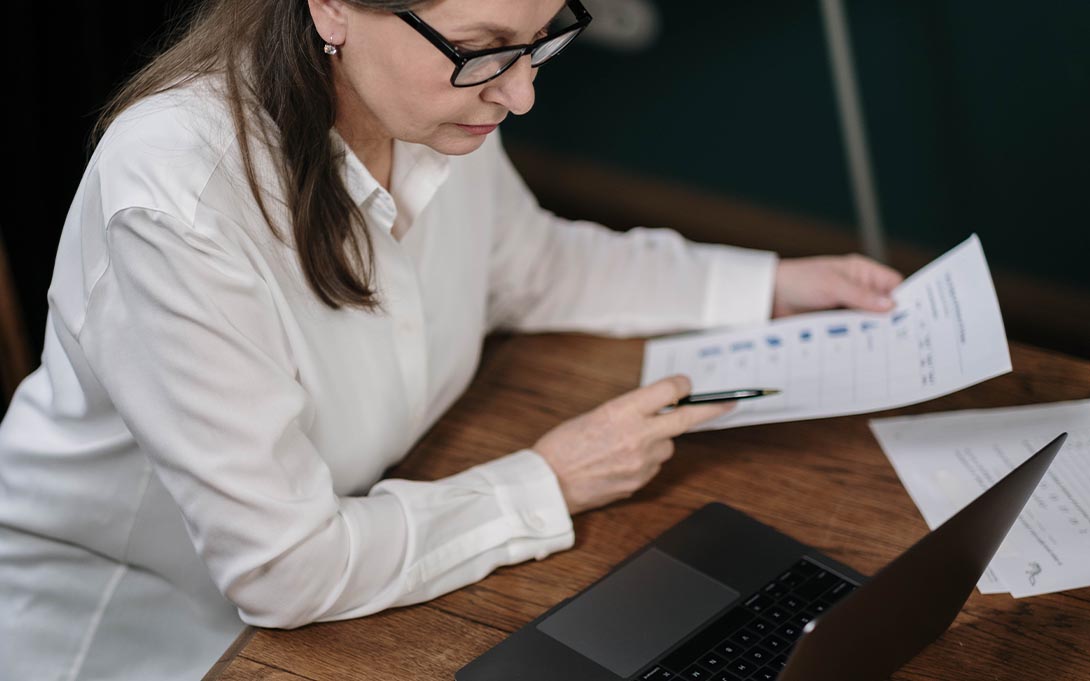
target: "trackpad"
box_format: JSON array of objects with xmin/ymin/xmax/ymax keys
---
[{"xmin": 537, "ymin": 547, "xmax": 739, "ymax": 677}]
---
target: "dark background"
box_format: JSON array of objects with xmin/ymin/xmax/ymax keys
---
[
  {"xmin": 5, "ymin": 0, "xmax": 192, "ymax": 354},
  {"xmin": 508, "ymin": 1, "xmax": 1090, "ymax": 294},
  {"xmin": 4, "ymin": 0, "xmax": 1089, "ymax": 360}
]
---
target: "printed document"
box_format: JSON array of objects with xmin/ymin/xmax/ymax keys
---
[
  {"xmin": 870, "ymin": 401, "xmax": 1090, "ymax": 597},
  {"xmin": 641, "ymin": 235, "xmax": 1011, "ymax": 430}
]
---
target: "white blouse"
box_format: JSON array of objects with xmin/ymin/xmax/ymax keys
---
[{"xmin": 0, "ymin": 77, "xmax": 776, "ymax": 680}]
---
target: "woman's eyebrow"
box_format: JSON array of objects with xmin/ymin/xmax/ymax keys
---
[
  {"xmin": 452, "ymin": 6, "xmax": 567, "ymax": 41},
  {"xmin": 451, "ymin": 22, "xmax": 518, "ymax": 41}
]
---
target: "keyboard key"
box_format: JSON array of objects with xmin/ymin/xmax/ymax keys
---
[
  {"xmin": 779, "ymin": 595, "xmax": 805, "ymax": 612},
  {"xmin": 752, "ymin": 668, "xmax": 779, "ymax": 681},
  {"xmin": 700, "ymin": 652, "xmax": 726, "ymax": 671},
  {"xmin": 795, "ymin": 571, "xmax": 836, "ymax": 600},
  {"xmin": 745, "ymin": 593, "xmax": 775, "ymax": 614},
  {"xmin": 810, "ymin": 600, "xmax": 831, "ymax": 614},
  {"xmin": 716, "ymin": 641, "xmax": 741, "ymax": 659},
  {"xmin": 744, "ymin": 646, "xmax": 774, "ymax": 666},
  {"xmin": 771, "ymin": 654, "xmax": 789, "ymax": 670},
  {"xmin": 762, "ymin": 634, "xmax": 790, "ymax": 653},
  {"xmin": 765, "ymin": 606, "xmax": 790, "ymax": 623},
  {"xmin": 728, "ymin": 659, "xmax": 756, "ymax": 676},
  {"xmin": 682, "ymin": 664, "xmax": 712, "ymax": 679},
  {"xmin": 640, "ymin": 666, "xmax": 676, "ymax": 680},
  {"xmin": 749, "ymin": 618, "xmax": 772, "ymax": 635},
  {"xmin": 729, "ymin": 629, "xmax": 759, "ymax": 648},
  {"xmin": 712, "ymin": 671, "xmax": 743, "ymax": 681},
  {"xmin": 826, "ymin": 581, "xmax": 855, "ymax": 603},
  {"xmin": 777, "ymin": 623, "xmax": 801, "ymax": 641},
  {"xmin": 794, "ymin": 559, "xmax": 820, "ymax": 577},
  {"xmin": 777, "ymin": 570, "xmax": 804, "ymax": 589},
  {"xmin": 762, "ymin": 581, "xmax": 787, "ymax": 600}
]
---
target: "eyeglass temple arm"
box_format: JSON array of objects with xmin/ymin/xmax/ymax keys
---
[{"xmin": 395, "ymin": 12, "xmax": 466, "ymax": 66}]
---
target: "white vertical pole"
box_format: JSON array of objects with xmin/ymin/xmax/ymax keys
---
[{"xmin": 819, "ymin": 0, "xmax": 888, "ymax": 262}]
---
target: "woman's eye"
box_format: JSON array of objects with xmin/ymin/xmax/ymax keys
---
[{"xmin": 455, "ymin": 29, "xmax": 548, "ymax": 52}]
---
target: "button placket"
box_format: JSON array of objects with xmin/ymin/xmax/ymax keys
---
[{"xmin": 378, "ymin": 233, "xmax": 429, "ymax": 433}]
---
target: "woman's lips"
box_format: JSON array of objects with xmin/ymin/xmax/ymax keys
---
[{"xmin": 455, "ymin": 123, "xmax": 500, "ymax": 135}]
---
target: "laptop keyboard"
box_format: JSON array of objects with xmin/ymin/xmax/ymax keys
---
[{"xmin": 635, "ymin": 558, "xmax": 858, "ymax": 681}]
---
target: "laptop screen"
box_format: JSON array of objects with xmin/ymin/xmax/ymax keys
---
[{"xmin": 779, "ymin": 432, "xmax": 1067, "ymax": 680}]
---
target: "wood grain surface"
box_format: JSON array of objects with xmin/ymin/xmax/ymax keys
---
[{"xmin": 207, "ymin": 334, "xmax": 1090, "ymax": 681}]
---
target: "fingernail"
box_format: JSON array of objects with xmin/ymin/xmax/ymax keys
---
[{"xmin": 878, "ymin": 296, "xmax": 894, "ymax": 309}]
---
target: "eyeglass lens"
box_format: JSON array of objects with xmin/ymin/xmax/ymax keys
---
[
  {"xmin": 454, "ymin": 26, "xmax": 583, "ymax": 86},
  {"xmin": 529, "ymin": 28, "xmax": 582, "ymax": 66},
  {"xmin": 452, "ymin": 3, "xmax": 586, "ymax": 86}
]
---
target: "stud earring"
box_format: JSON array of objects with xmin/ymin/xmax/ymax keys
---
[{"xmin": 323, "ymin": 35, "xmax": 338, "ymax": 55}]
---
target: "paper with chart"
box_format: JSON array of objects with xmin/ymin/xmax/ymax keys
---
[
  {"xmin": 870, "ymin": 401, "xmax": 1090, "ymax": 597},
  {"xmin": 641, "ymin": 235, "xmax": 1011, "ymax": 430}
]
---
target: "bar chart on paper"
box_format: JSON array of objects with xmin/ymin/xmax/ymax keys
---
[{"xmin": 641, "ymin": 235, "xmax": 1012, "ymax": 430}]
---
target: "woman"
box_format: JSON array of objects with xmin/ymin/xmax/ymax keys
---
[{"xmin": 0, "ymin": 0, "xmax": 903, "ymax": 678}]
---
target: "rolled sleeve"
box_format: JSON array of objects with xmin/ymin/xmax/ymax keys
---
[
  {"xmin": 370, "ymin": 449, "xmax": 574, "ymax": 605},
  {"xmin": 699, "ymin": 243, "xmax": 779, "ymax": 328}
]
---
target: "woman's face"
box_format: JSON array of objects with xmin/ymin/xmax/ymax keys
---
[{"xmin": 313, "ymin": 0, "xmax": 567, "ymax": 156}]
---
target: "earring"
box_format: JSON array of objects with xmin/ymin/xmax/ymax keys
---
[{"xmin": 323, "ymin": 35, "xmax": 338, "ymax": 55}]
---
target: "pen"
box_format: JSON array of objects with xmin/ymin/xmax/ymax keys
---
[{"xmin": 675, "ymin": 388, "xmax": 781, "ymax": 406}]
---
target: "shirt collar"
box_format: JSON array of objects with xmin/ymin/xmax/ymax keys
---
[
  {"xmin": 332, "ymin": 128, "xmax": 450, "ymax": 238},
  {"xmin": 390, "ymin": 139, "xmax": 450, "ymax": 236}
]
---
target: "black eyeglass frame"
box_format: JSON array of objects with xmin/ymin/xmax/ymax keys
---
[{"xmin": 396, "ymin": 0, "xmax": 592, "ymax": 87}]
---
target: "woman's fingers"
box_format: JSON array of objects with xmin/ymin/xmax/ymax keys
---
[
  {"xmin": 648, "ymin": 438, "xmax": 675, "ymax": 463},
  {"xmin": 847, "ymin": 253, "xmax": 904, "ymax": 292},
  {"xmin": 830, "ymin": 270, "xmax": 895, "ymax": 312},
  {"xmin": 533, "ymin": 376, "xmax": 732, "ymax": 514},
  {"xmin": 612, "ymin": 375, "xmax": 692, "ymax": 415},
  {"xmin": 649, "ymin": 401, "xmax": 735, "ymax": 439}
]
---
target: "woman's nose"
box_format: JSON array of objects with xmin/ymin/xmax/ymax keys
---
[{"xmin": 482, "ymin": 56, "xmax": 537, "ymax": 116}]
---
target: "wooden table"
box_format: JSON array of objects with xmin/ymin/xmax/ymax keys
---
[{"xmin": 206, "ymin": 334, "xmax": 1090, "ymax": 681}]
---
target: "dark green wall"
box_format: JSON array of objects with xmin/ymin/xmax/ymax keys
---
[
  {"xmin": 850, "ymin": 0, "xmax": 1090, "ymax": 288},
  {"xmin": 503, "ymin": 0, "xmax": 1090, "ymax": 290}
]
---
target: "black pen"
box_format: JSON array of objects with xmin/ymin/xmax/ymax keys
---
[{"xmin": 675, "ymin": 388, "xmax": 781, "ymax": 406}]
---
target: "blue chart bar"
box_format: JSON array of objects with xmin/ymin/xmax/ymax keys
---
[
  {"xmin": 861, "ymin": 320, "xmax": 879, "ymax": 332},
  {"xmin": 765, "ymin": 336, "xmax": 783, "ymax": 348},
  {"xmin": 800, "ymin": 330, "xmax": 813, "ymax": 342},
  {"xmin": 730, "ymin": 341, "xmax": 755, "ymax": 352},
  {"xmin": 892, "ymin": 310, "xmax": 909, "ymax": 325},
  {"xmin": 827, "ymin": 325, "xmax": 850, "ymax": 337},
  {"xmin": 698, "ymin": 346, "xmax": 722, "ymax": 358}
]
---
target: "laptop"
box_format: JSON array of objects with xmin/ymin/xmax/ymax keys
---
[{"xmin": 457, "ymin": 432, "xmax": 1068, "ymax": 681}]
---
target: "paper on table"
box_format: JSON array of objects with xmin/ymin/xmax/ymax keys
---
[
  {"xmin": 641, "ymin": 234, "xmax": 1012, "ymax": 430},
  {"xmin": 870, "ymin": 400, "xmax": 1090, "ymax": 597}
]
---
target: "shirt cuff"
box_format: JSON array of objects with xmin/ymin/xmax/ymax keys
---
[
  {"xmin": 697, "ymin": 244, "xmax": 779, "ymax": 328},
  {"xmin": 475, "ymin": 449, "xmax": 575, "ymax": 561}
]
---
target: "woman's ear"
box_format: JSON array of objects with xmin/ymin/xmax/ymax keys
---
[{"xmin": 307, "ymin": 0, "xmax": 350, "ymax": 46}]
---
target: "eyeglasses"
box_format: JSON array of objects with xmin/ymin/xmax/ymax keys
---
[{"xmin": 396, "ymin": 0, "xmax": 592, "ymax": 87}]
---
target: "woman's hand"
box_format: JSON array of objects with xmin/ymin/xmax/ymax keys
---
[
  {"xmin": 772, "ymin": 254, "xmax": 904, "ymax": 318},
  {"xmin": 533, "ymin": 376, "xmax": 732, "ymax": 515}
]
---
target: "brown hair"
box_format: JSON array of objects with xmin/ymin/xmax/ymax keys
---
[{"xmin": 94, "ymin": 0, "xmax": 428, "ymax": 310}]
